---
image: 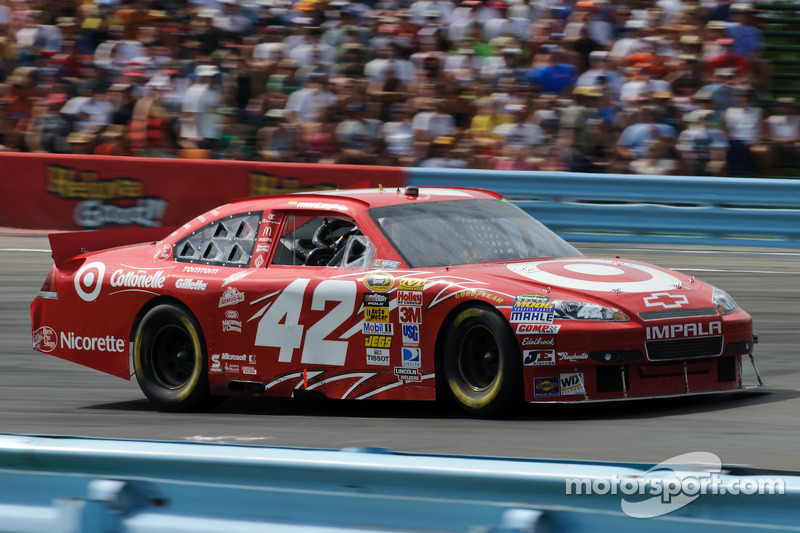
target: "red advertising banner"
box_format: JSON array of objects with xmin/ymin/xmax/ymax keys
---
[{"xmin": 0, "ymin": 153, "xmax": 405, "ymax": 231}]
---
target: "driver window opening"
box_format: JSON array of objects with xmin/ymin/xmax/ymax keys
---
[{"xmin": 271, "ymin": 215, "xmax": 375, "ymax": 267}]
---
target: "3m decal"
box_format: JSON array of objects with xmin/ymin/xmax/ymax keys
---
[{"xmin": 399, "ymin": 305, "xmax": 422, "ymax": 324}]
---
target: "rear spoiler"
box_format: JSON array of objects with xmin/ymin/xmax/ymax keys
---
[{"xmin": 49, "ymin": 226, "xmax": 179, "ymax": 267}]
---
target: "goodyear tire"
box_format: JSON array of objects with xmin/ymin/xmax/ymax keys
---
[
  {"xmin": 443, "ymin": 307, "xmax": 522, "ymax": 416},
  {"xmin": 133, "ymin": 304, "xmax": 217, "ymax": 411}
]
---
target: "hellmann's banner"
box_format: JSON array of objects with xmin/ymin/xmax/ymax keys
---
[{"xmin": 0, "ymin": 153, "xmax": 403, "ymax": 231}]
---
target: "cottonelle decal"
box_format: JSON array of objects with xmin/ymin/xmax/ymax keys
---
[{"xmin": 45, "ymin": 164, "xmax": 168, "ymax": 229}]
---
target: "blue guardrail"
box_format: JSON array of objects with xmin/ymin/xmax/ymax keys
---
[
  {"xmin": 407, "ymin": 169, "xmax": 800, "ymax": 248},
  {"xmin": 0, "ymin": 435, "xmax": 797, "ymax": 532}
]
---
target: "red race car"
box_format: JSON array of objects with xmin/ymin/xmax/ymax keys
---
[{"xmin": 31, "ymin": 187, "xmax": 763, "ymax": 416}]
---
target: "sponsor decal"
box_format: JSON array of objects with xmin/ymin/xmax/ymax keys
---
[
  {"xmin": 365, "ymin": 335, "xmax": 392, "ymax": 348},
  {"xmin": 453, "ymin": 289, "xmax": 505, "ymax": 304},
  {"xmin": 646, "ymin": 321, "xmax": 721, "ymax": 340},
  {"xmin": 183, "ymin": 266, "xmax": 218, "ymax": 274},
  {"xmin": 219, "ymin": 286, "xmax": 245, "ymax": 307},
  {"xmin": 523, "ymin": 349, "xmax": 556, "ymax": 366},
  {"xmin": 211, "ymin": 352, "xmax": 251, "ymax": 372},
  {"xmin": 508, "ymin": 259, "xmax": 683, "ymax": 293},
  {"xmin": 560, "ymin": 373, "xmax": 585, "ymax": 395},
  {"xmin": 110, "ymin": 269, "xmax": 166, "ymax": 290},
  {"xmin": 32, "ymin": 326, "xmax": 57, "ymax": 353},
  {"xmin": 60, "ymin": 331, "xmax": 126, "ymax": 352},
  {"xmin": 243, "ymin": 366, "xmax": 257, "ymax": 375},
  {"xmin": 364, "ymin": 307, "xmax": 390, "ymax": 323},
  {"xmin": 516, "ymin": 323, "xmax": 561, "ymax": 335},
  {"xmin": 394, "ymin": 366, "xmax": 421, "ymax": 382},
  {"xmin": 175, "ymin": 278, "xmax": 207, "ymax": 291},
  {"xmin": 248, "ymin": 172, "xmax": 336, "ymax": 197},
  {"xmin": 225, "ymin": 310, "xmax": 239, "ymax": 319},
  {"xmin": 155, "ymin": 243, "xmax": 172, "ymax": 261},
  {"xmin": 222, "ymin": 270, "xmax": 252, "ymax": 286},
  {"xmin": 262, "ymin": 225, "xmax": 273, "ymax": 238},
  {"xmin": 402, "ymin": 347, "xmax": 421, "ymax": 368},
  {"xmin": 643, "ymin": 292, "xmax": 689, "ymax": 309},
  {"xmin": 366, "ymin": 348, "xmax": 390, "ymax": 366},
  {"xmin": 397, "ymin": 290, "xmax": 423, "ymax": 306},
  {"xmin": 398, "ymin": 278, "xmax": 425, "ymax": 291},
  {"xmin": 399, "ymin": 305, "xmax": 422, "ymax": 324},
  {"xmin": 256, "ymin": 244, "xmax": 270, "ymax": 253},
  {"xmin": 74, "ymin": 261, "xmax": 106, "ymax": 302},
  {"xmin": 534, "ymin": 377, "xmax": 560, "ymax": 397},
  {"xmin": 364, "ymin": 292, "xmax": 389, "ymax": 307},
  {"xmin": 363, "ymin": 272, "xmax": 394, "ymax": 292},
  {"xmin": 291, "ymin": 201, "xmax": 348, "ymax": 210},
  {"xmin": 558, "ymin": 352, "xmax": 589, "ymax": 362},
  {"xmin": 224, "ymin": 363, "xmax": 240, "ymax": 373},
  {"xmin": 512, "ymin": 298, "xmax": 553, "ymax": 310},
  {"xmin": 253, "ymin": 255, "xmax": 265, "ymax": 269},
  {"xmin": 370, "ymin": 259, "xmax": 401, "ymax": 270},
  {"xmin": 363, "ymin": 322, "xmax": 393, "ymax": 335},
  {"xmin": 402, "ymin": 324, "xmax": 420, "ymax": 346},
  {"xmin": 222, "ymin": 319, "xmax": 242, "ymax": 333},
  {"xmin": 515, "ymin": 293, "xmax": 550, "ymax": 303},
  {"xmin": 45, "ymin": 164, "xmax": 168, "ymax": 229},
  {"xmin": 521, "ymin": 336, "xmax": 556, "ymax": 347},
  {"xmin": 510, "ymin": 309, "xmax": 554, "ymax": 324}
]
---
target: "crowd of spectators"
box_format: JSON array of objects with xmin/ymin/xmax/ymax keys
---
[{"xmin": 0, "ymin": 0, "xmax": 798, "ymax": 176}]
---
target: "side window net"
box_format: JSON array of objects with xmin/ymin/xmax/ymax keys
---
[{"xmin": 175, "ymin": 211, "xmax": 262, "ymax": 267}]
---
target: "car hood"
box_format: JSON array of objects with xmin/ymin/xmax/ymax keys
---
[{"xmin": 434, "ymin": 257, "xmax": 713, "ymax": 317}]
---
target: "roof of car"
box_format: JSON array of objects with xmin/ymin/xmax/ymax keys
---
[{"xmin": 231, "ymin": 186, "xmax": 503, "ymax": 211}]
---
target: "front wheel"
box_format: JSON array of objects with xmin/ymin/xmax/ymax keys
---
[
  {"xmin": 133, "ymin": 304, "xmax": 218, "ymax": 411},
  {"xmin": 443, "ymin": 307, "xmax": 522, "ymax": 417}
]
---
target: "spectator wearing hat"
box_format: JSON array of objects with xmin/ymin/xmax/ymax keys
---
[
  {"xmin": 379, "ymin": 103, "xmax": 419, "ymax": 166},
  {"xmin": 419, "ymin": 135, "xmax": 467, "ymax": 168},
  {"xmin": 764, "ymin": 97, "xmax": 800, "ymax": 172},
  {"xmin": 180, "ymin": 64, "xmax": 223, "ymax": 150},
  {"xmin": 285, "ymin": 73, "xmax": 337, "ymax": 123},
  {"xmin": 335, "ymin": 101, "xmax": 382, "ymax": 164},
  {"xmin": 616, "ymin": 104, "xmax": 676, "ymax": 169},
  {"xmin": 258, "ymin": 107, "xmax": 302, "ymax": 162},
  {"xmin": 723, "ymin": 86, "xmax": 766, "ymax": 175},
  {"xmin": 676, "ymin": 109, "xmax": 729, "ymax": 176},
  {"xmin": 491, "ymin": 102, "xmax": 544, "ymax": 155},
  {"xmin": 609, "ymin": 18, "xmax": 648, "ymax": 63},
  {"xmin": 576, "ymin": 51, "xmax": 623, "ymax": 102},
  {"xmin": 702, "ymin": 37, "xmax": 753, "ymax": 85}
]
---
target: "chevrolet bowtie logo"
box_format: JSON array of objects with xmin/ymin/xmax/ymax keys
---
[{"xmin": 643, "ymin": 292, "xmax": 689, "ymax": 309}]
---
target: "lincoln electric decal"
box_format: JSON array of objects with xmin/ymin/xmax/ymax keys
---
[{"xmin": 45, "ymin": 164, "xmax": 168, "ymax": 229}]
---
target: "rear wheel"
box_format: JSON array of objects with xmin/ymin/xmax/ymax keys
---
[
  {"xmin": 133, "ymin": 304, "xmax": 218, "ymax": 411},
  {"xmin": 443, "ymin": 307, "xmax": 522, "ymax": 416}
]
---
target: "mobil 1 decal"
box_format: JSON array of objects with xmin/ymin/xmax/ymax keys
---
[{"xmin": 363, "ymin": 292, "xmax": 393, "ymax": 335}]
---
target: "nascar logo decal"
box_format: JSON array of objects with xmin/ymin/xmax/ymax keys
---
[{"xmin": 507, "ymin": 259, "xmax": 682, "ymax": 293}]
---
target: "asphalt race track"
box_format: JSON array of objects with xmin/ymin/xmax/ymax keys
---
[{"xmin": 2, "ymin": 233, "xmax": 798, "ymax": 471}]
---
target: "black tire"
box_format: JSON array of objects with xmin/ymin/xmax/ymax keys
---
[
  {"xmin": 133, "ymin": 304, "xmax": 218, "ymax": 411},
  {"xmin": 443, "ymin": 307, "xmax": 522, "ymax": 416}
]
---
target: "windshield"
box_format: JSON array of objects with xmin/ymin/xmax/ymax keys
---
[{"xmin": 370, "ymin": 199, "xmax": 582, "ymax": 267}]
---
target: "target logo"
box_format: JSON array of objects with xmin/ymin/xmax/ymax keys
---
[
  {"xmin": 507, "ymin": 259, "xmax": 682, "ymax": 293},
  {"xmin": 74, "ymin": 261, "xmax": 106, "ymax": 302}
]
